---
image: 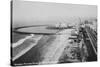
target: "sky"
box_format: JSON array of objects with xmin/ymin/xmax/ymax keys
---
[{"xmin": 12, "ymin": 0, "xmax": 97, "ymax": 27}]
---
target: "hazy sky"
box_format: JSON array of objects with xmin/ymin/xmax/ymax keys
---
[{"xmin": 13, "ymin": 0, "xmax": 97, "ymax": 27}]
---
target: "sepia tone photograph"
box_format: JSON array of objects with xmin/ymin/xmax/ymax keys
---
[{"xmin": 11, "ymin": 0, "xmax": 97, "ymax": 66}]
